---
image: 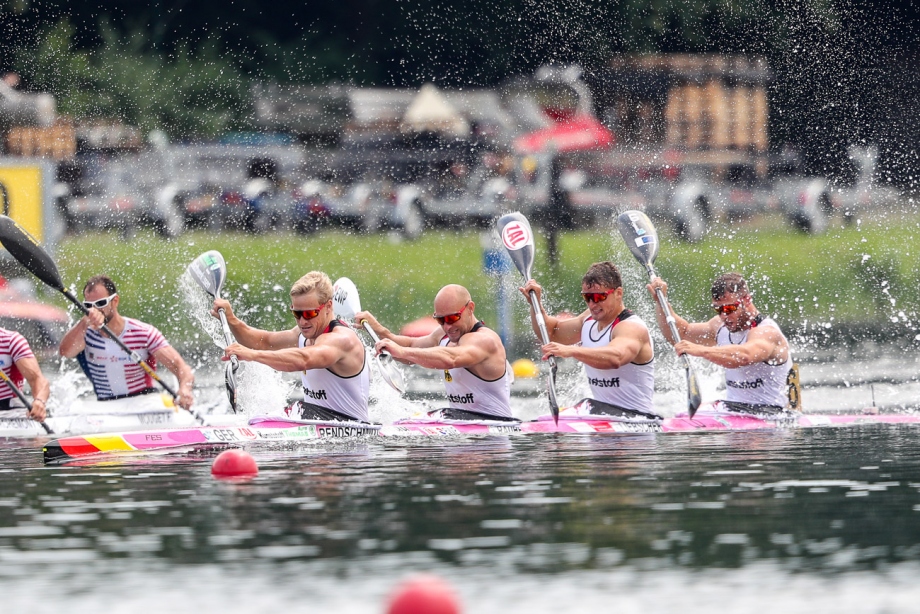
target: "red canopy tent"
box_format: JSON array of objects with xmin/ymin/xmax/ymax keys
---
[{"xmin": 513, "ymin": 115, "xmax": 614, "ymax": 154}]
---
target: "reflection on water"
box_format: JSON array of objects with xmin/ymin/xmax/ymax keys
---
[{"xmin": 3, "ymin": 424, "xmax": 920, "ymax": 612}]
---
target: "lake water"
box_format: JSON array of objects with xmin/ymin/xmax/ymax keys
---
[{"xmin": 3, "ymin": 348, "xmax": 920, "ymax": 613}]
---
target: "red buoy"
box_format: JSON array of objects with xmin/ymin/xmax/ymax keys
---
[
  {"xmin": 386, "ymin": 574, "xmax": 461, "ymax": 614},
  {"xmin": 211, "ymin": 448, "xmax": 258, "ymax": 478}
]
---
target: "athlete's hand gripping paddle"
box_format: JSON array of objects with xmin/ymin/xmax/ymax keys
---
[
  {"xmin": 496, "ymin": 211, "xmax": 560, "ymax": 423},
  {"xmin": 187, "ymin": 250, "xmax": 239, "ymax": 413},
  {"xmin": 332, "ymin": 277, "xmax": 407, "ymax": 395},
  {"xmin": 0, "ymin": 215, "xmax": 206, "ymax": 424},
  {"xmin": 617, "ymin": 210, "xmax": 702, "ymax": 418},
  {"xmin": 0, "ymin": 369, "xmax": 52, "ymax": 434}
]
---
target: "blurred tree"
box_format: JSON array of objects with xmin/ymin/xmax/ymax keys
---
[{"xmin": 12, "ymin": 18, "xmax": 248, "ymax": 139}]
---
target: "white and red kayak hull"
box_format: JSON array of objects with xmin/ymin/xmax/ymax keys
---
[{"xmin": 41, "ymin": 406, "xmax": 920, "ymax": 463}]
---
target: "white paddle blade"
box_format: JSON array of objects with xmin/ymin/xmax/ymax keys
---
[
  {"xmin": 332, "ymin": 277, "xmax": 362, "ymax": 321},
  {"xmin": 616, "ymin": 210, "xmax": 659, "ymax": 270},
  {"xmin": 496, "ymin": 211, "xmax": 536, "ymax": 280},
  {"xmin": 187, "ymin": 250, "xmax": 228, "ymax": 298},
  {"xmin": 379, "ymin": 355, "xmax": 407, "ymax": 394}
]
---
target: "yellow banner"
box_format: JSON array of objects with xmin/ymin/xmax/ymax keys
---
[{"xmin": 0, "ymin": 165, "xmax": 44, "ymax": 242}]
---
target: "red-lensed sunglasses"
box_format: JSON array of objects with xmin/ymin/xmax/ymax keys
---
[
  {"xmin": 713, "ymin": 301, "xmax": 743, "ymax": 315},
  {"xmin": 290, "ymin": 305, "xmax": 324, "ymax": 320},
  {"xmin": 434, "ymin": 301, "xmax": 470, "ymax": 326},
  {"xmin": 582, "ymin": 289, "xmax": 616, "ymax": 303}
]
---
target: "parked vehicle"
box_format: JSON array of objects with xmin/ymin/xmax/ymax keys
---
[
  {"xmin": 292, "ymin": 179, "xmax": 424, "ymax": 239},
  {"xmin": 831, "ymin": 145, "xmax": 902, "ymax": 223}
]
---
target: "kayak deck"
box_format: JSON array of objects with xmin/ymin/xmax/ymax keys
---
[{"xmin": 41, "ymin": 407, "xmax": 920, "ymax": 463}]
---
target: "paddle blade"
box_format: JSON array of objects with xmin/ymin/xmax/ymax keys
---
[
  {"xmin": 547, "ymin": 362, "xmax": 560, "ymax": 423},
  {"xmin": 378, "ymin": 355, "xmax": 407, "ymax": 395},
  {"xmin": 684, "ymin": 357, "xmax": 702, "ymax": 418},
  {"xmin": 187, "ymin": 250, "xmax": 227, "ymax": 298},
  {"xmin": 332, "ymin": 277, "xmax": 362, "ymax": 321},
  {"xmin": 0, "ymin": 215, "xmax": 65, "ymax": 291},
  {"xmin": 225, "ymin": 362, "xmax": 239, "ymax": 413},
  {"xmin": 496, "ymin": 211, "xmax": 536, "ymax": 280},
  {"xmin": 616, "ymin": 210, "xmax": 659, "ymax": 271}
]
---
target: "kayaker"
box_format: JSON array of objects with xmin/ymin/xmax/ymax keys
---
[
  {"xmin": 59, "ymin": 275, "xmax": 196, "ymax": 410},
  {"xmin": 213, "ymin": 271, "xmax": 370, "ymax": 423},
  {"xmin": 356, "ymin": 284, "xmax": 515, "ymax": 422},
  {"xmin": 0, "ymin": 327, "xmax": 50, "ymax": 423},
  {"xmin": 648, "ymin": 272, "xmax": 793, "ymax": 415},
  {"xmin": 520, "ymin": 261, "xmax": 659, "ymax": 422}
]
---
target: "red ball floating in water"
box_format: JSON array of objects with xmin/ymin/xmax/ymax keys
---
[
  {"xmin": 386, "ymin": 574, "xmax": 461, "ymax": 614},
  {"xmin": 211, "ymin": 448, "xmax": 258, "ymax": 477}
]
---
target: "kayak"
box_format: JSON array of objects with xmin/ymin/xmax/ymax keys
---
[
  {"xmin": 0, "ymin": 392, "xmax": 221, "ymax": 439},
  {"xmin": 42, "ymin": 404, "xmax": 920, "ymax": 463},
  {"xmin": 43, "ymin": 415, "xmax": 382, "ymax": 463}
]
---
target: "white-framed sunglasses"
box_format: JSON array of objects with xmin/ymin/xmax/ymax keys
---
[{"xmin": 82, "ymin": 293, "xmax": 118, "ymax": 310}]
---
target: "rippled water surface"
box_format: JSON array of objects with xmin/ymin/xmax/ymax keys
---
[{"xmin": 4, "ymin": 415, "xmax": 920, "ymax": 612}]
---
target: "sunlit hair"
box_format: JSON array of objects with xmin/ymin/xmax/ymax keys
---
[
  {"xmin": 84, "ymin": 274, "xmax": 117, "ymax": 297},
  {"xmin": 582, "ymin": 262, "xmax": 622, "ymax": 290},
  {"xmin": 711, "ymin": 272, "xmax": 749, "ymax": 300},
  {"xmin": 290, "ymin": 271, "xmax": 333, "ymax": 303}
]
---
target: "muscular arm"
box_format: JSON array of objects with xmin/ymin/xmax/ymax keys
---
[
  {"xmin": 647, "ymin": 279, "xmax": 717, "ymax": 346},
  {"xmin": 543, "ymin": 320, "xmax": 648, "ymax": 369},
  {"xmin": 383, "ymin": 332, "xmax": 492, "ymax": 371},
  {"xmin": 59, "ymin": 317, "xmax": 92, "ymax": 357},
  {"xmin": 675, "ymin": 326, "xmax": 785, "ymax": 368},
  {"xmin": 354, "ymin": 310, "xmax": 440, "ymax": 348},
  {"xmin": 213, "ymin": 298, "xmax": 300, "ymax": 350},
  {"xmin": 520, "ymin": 280, "xmax": 583, "ymax": 345},
  {"xmin": 16, "ymin": 356, "xmax": 50, "ymax": 421},
  {"xmin": 153, "ymin": 345, "xmax": 195, "ymax": 409},
  {"xmin": 225, "ymin": 329, "xmax": 359, "ymax": 373}
]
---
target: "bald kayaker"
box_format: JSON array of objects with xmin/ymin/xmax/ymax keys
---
[
  {"xmin": 521, "ymin": 260, "xmax": 659, "ymax": 422},
  {"xmin": 648, "ymin": 271, "xmax": 793, "ymax": 415},
  {"xmin": 213, "ymin": 270, "xmax": 371, "ymax": 423},
  {"xmin": 356, "ymin": 284, "xmax": 515, "ymax": 422}
]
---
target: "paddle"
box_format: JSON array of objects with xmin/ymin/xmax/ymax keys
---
[
  {"xmin": 186, "ymin": 250, "xmax": 239, "ymax": 413},
  {"xmin": 0, "ymin": 369, "xmax": 53, "ymax": 434},
  {"xmin": 0, "ymin": 215, "xmax": 205, "ymax": 424},
  {"xmin": 496, "ymin": 211, "xmax": 560, "ymax": 423},
  {"xmin": 616, "ymin": 210, "xmax": 702, "ymax": 418},
  {"xmin": 332, "ymin": 277, "xmax": 407, "ymax": 395}
]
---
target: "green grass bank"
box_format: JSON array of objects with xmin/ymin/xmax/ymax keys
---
[{"xmin": 48, "ymin": 212, "xmax": 920, "ymax": 356}]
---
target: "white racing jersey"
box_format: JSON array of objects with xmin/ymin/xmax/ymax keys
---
[
  {"xmin": 717, "ymin": 316, "xmax": 791, "ymax": 408},
  {"xmin": 0, "ymin": 327, "xmax": 33, "ymax": 403},
  {"xmin": 77, "ymin": 318, "xmax": 168, "ymax": 400},
  {"xmin": 580, "ymin": 311, "xmax": 656, "ymax": 414},
  {"xmin": 439, "ymin": 322, "xmax": 513, "ymax": 419},
  {"xmin": 298, "ymin": 320, "xmax": 370, "ymax": 422}
]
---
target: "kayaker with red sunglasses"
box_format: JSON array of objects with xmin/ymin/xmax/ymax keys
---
[
  {"xmin": 647, "ymin": 272, "xmax": 792, "ymax": 416},
  {"xmin": 212, "ymin": 271, "xmax": 370, "ymax": 423},
  {"xmin": 355, "ymin": 284, "xmax": 515, "ymax": 422},
  {"xmin": 520, "ymin": 261, "xmax": 659, "ymax": 422}
]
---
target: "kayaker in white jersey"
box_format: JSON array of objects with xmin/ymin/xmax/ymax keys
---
[
  {"xmin": 521, "ymin": 261, "xmax": 659, "ymax": 422},
  {"xmin": 213, "ymin": 271, "xmax": 370, "ymax": 423},
  {"xmin": 355, "ymin": 284, "xmax": 515, "ymax": 422},
  {"xmin": 648, "ymin": 272, "xmax": 793, "ymax": 415},
  {"xmin": 60, "ymin": 275, "xmax": 195, "ymax": 410}
]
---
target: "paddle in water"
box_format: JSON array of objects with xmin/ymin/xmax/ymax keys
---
[
  {"xmin": 332, "ymin": 277, "xmax": 407, "ymax": 395},
  {"xmin": 616, "ymin": 210, "xmax": 702, "ymax": 418},
  {"xmin": 0, "ymin": 369, "xmax": 52, "ymax": 434},
  {"xmin": 0, "ymin": 215, "xmax": 206, "ymax": 424},
  {"xmin": 186, "ymin": 250, "xmax": 239, "ymax": 413},
  {"xmin": 496, "ymin": 211, "xmax": 560, "ymax": 423}
]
